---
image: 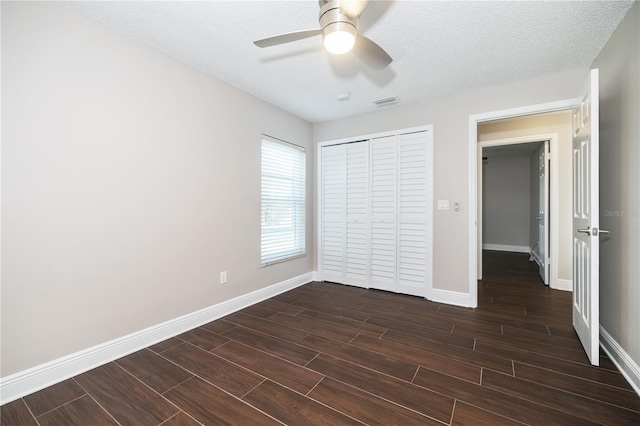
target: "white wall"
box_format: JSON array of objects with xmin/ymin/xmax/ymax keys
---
[
  {"xmin": 481, "ymin": 151, "xmax": 531, "ymax": 249},
  {"xmin": 313, "ymin": 69, "xmax": 586, "ymax": 296},
  {"xmin": 591, "ymin": 2, "xmax": 640, "ymax": 387},
  {"xmin": 1, "ymin": 2, "xmax": 313, "ymax": 377},
  {"xmin": 478, "ymin": 111, "xmax": 573, "ymax": 281}
]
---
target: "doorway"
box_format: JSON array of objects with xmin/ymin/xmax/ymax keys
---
[
  {"xmin": 475, "ymin": 111, "xmax": 574, "ymax": 292},
  {"xmin": 469, "ymin": 70, "xmax": 602, "ymax": 366},
  {"xmin": 480, "ymin": 140, "xmax": 549, "ymax": 284},
  {"xmin": 467, "ymin": 99, "xmax": 578, "ymax": 308}
]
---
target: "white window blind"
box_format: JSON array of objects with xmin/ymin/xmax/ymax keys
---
[{"xmin": 261, "ymin": 136, "xmax": 306, "ymax": 265}]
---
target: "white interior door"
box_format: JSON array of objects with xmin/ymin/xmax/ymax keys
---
[
  {"xmin": 370, "ymin": 135, "xmax": 398, "ymax": 292},
  {"xmin": 397, "ymin": 132, "xmax": 431, "ymax": 297},
  {"xmin": 538, "ymin": 141, "xmax": 550, "ymax": 285},
  {"xmin": 320, "ymin": 128, "xmax": 432, "ymax": 297},
  {"xmin": 572, "ymin": 69, "xmax": 601, "ymax": 366},
  {"xmin": 345, "ymin": 141, "xmax": 370, "ymax": 287},
  {"xmin": 320, "ymin": 144, "xmax": 346, "ymax": 284}
]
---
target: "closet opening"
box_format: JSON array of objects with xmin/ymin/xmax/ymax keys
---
[{"xmin": 317, "ymin": 125, "xmax": 434, "ymax": 299}]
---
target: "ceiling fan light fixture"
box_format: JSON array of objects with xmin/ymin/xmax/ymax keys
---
[
  {"xmin": 253, "ymin": 0, "xmax": 392, "ymax": 69},
  {"xmin": 323, "ymin": 22, "xmax": 356, "ymax": 54}
]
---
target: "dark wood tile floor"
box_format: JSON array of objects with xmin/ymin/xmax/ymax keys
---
[{"xmin": 2, "ymin": 250, "xmax": 639, "ymax": 425}]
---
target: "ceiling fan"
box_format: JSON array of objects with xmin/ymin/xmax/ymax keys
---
[{"xmin": 253, "ymin": 0, "xmax": 393, "ymax": 70}]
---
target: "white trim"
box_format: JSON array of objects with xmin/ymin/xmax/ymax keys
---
[
  {"xmin": 317, "ymin": 125, "xmax": 432, "ymax": 146},
  {"xmin": 469, "ymin": 119, "xmax": 479, "ymax": 307},
  {"xmin": 552, "ymin": 278, "xmax": 573, "ymax": 292},
  {"xmin": 482, "ymin": 244, "xmax": 530, "ymax": 253},
  {"xmin": 316, "ymin": 139, "xmax": 323, "ymax": 283},
  {"xmin": 600, "ymin": 326, "xmax": 640, "ymax": 397},
  {"xmin": 425, "ymin": 128, "xmax": 435, "ymax": 300},
  {"xmin": 430, "ymin": 288, "xmax": 472, "ymax": 308},
  {"xmin": 469, "ymin": 98, "xmax": 579, "ymax": 308},
  {"xmin": 0, "ymin": 272, "xmax": 313, "ymax": 405}
]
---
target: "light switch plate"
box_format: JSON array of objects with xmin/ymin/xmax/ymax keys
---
[{"xmin": 438, "ymin": 200, "xmax": 450, "ymax": 210}]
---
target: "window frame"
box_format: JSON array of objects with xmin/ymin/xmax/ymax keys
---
[{"xmin": 260, "ymin": 135, "xmax": 306, "ymax": 266}]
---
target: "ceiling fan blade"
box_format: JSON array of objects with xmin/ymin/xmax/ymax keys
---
[
  {"xmin": 254, "ymin": 29, "xmax": 322, "ymax": 48},
  {"xmin": 339, "ymin": 0, "xmax": 370, "ymax": 19},
  {"xmin": 353, "ymin": 35, "xmax": 392, "ymax": 70}
]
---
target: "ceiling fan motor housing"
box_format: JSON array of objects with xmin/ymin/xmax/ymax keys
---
[{"xmin": 320, "ymin": 0, "xmax": 359, "ymax": 38}]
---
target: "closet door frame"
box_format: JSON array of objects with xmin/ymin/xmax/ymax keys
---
[{"xmin": 317, "ymin": 125, "xmax": 434, "ymax": 299}]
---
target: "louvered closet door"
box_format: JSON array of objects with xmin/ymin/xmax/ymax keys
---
[
  {"xmin": 397, "ymin": 132, "xmax": 432, "ymax": 297},
  {"xmin": 321, "ymin": 144, "xmax": 345, "ymax": 283},
  {"xmin": 370, "ymin": 136, "xmax": 398, "ymax": 292},
  {"xmin": 345, "ymin": 142, "xmax": 370, "ymax": 287}
]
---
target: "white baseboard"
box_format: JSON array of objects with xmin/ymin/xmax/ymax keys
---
[
  {"xmin": 600, "ymin": 326, "xmax": 640, "ymax": 397},
  {"xmin": 429, "ymin": 288, "xmax": 472, "ymax": 308},
  {"xmin": 482, "ymin": 243, "xmax": 530, "ymax": 253},
  {"xmin": 0, "ymin": 272, "xmax": 313, "ymax": 405},
  {"xmin": 312, "ymin": 270, "xmax": 320, "ymax": 281},
  {"xmin": 551, "ymin": 278, "xmax": 572, "ymax": 292}
]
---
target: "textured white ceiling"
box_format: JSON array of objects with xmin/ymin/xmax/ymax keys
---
[{"xmin": 64, "ymin": 1, "xmax": 633, "ymax": 123}]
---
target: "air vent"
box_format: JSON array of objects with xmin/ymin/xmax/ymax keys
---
[{"xmin": 373, "ymin": 96, "xmax": 399, "ymax": 107}]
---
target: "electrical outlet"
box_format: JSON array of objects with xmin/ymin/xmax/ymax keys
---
[{"xmin": 219, "ymin": 271, "xmax": 227, "ymax": 284}]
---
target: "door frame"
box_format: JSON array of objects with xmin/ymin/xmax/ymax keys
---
[
  {"xmin": 468, "ymin": 99, "xmax": 579, "ymax": 307},
  {"xmin": 478, "ymin": 134, "xmax": 558, "ymax": 287}
]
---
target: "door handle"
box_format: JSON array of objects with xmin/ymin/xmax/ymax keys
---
[
  {"xmin": 577, "ymin": 228, "xmax": 611, "ymax": 236},
  {"xmin": 577, "ymin": 228, "xmax": 591, "ymax": 235}
]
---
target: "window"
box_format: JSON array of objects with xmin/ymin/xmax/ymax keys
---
[{"xmin": 261, "ymin": 136, "xmax": 306, "ymax": 265}]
